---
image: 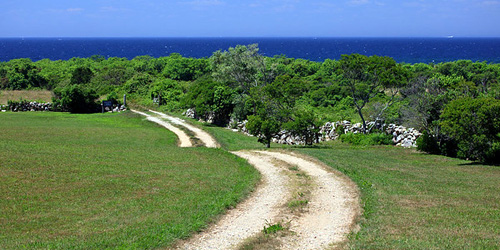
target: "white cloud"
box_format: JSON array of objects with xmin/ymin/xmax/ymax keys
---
[
  {"xmin": 100, "ymin": 6, "xmax": 129, "ymax": 12},
  {"xmin": 482, "ymin": 0, "xmax": 500, "ymax": 6},
  {"xmin": 47, "ymin": 8, "xmax": 84, "ymax": 13},
  {"xmin": 66, "ymin": 8, "xmax": 84, "ymax": 12},
  {"xmin": 182, "ymin": 0, "xmax": 224, "ymax": 6},
  {"xmin": 348, "ymin": 0, "xmax": 370, "ymax": 5}
]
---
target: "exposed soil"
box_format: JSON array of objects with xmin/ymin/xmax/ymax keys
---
[
  {"xmin": 149, "ymin": 110, "xmax": 218, "ymax": 148},
  {"xmin": 131, "ymin": 110, "xmax": 192, "ymax": 147},
  {"xmin": 133, "ymin": 110, "xmax": 361, "ymax": 249}
]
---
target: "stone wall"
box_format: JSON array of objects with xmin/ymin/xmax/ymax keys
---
[
  {"xmin": 227, "ymin": 119, "xmax": 421, "ymax": 148},
  {"xmin": 8, "ymin": 101, "xmax": 53, "ymax": 112}
]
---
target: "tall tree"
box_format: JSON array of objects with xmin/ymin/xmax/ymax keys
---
[
  {"xmin": 338, "ymin": 54, "xmax": 409, "ymax": 133},
  {"xmin": 210, "ymin": 44, "xmax": 275, "ymax": 95}
]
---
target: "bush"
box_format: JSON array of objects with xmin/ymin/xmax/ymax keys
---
[
  {"xmin": 416, "ymin": 130, "xmax": 440, "ymax": 154},
  {"xmin": 182, "ymin": 76, "xmax": 234, "ymax": 125},
  {"xmin": 416, "ymin": 129, "xmax": 458, "ymax": 157},
  {"xmin": 52, "ymin": 84, "xmax": 98, "ymax": 113},
  {"xmin": 440, "ymin": 97, "xmax": 500, "ymax": 164},
  {"xmin": 340, "ymin": 132, "xmax": 393, "ymax": 146}
]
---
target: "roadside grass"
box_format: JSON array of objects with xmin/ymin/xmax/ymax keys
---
[
  {"xmin": 297, "ymin": 142, "xmax": 500, "ymax": 249},
  {"xmin": 139, "ymin": 114, "xmax": 500, "ymax": 249},
  {"xmin": 0, "ymin": 90, "xmax": 53, "ymax": 104},
  {"xmin": 0, "ymin": 111, "xmax": 259, "ymax": 249},
  {"xmin": 162, "ymin": 112, "xmax": 288, "ymax": 151}
]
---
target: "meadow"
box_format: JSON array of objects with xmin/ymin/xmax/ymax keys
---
[
  {"xmin": 2, "ymin": 110, "xmax": 500, "ymax": 249},
  {"xmin": 0, "ymin": 112, "xmax": 259, "ymax": 249},
  {"xmin": 196, "ymin": 119, "xmax": 500, "ymax": 249}
]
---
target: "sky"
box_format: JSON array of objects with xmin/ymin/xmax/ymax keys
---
[{"xmin": 1, "ymin": 0, "xmax": 499, "ymax": 37}]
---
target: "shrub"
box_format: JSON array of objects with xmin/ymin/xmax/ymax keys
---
[
  {"xmin": 416, "ymin": 129, "xmax": 458, "ymax": 157},
  {"xmin": 340, "ymin": 132, "xmax": 393, "ymax": 146},
  {"xmin": 416, "ymin": 130, "xmax": 440, "ymax": 154},
  {"xmin": 52, "ymin": 84, "xmax": 98, "ymax": 113},
  {"xmin": 440, "ymin": 97, "xmax": 500, "ymax": 164}
]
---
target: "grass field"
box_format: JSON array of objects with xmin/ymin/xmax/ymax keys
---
[
  {"xmin": 187, "ymin": 119, "xmax": 500, "ymax": 249},
  {"xmin": 2, "ymin": 110, "xmax": 499, "ymax": 249},
  {"xmin": 0, "ymin": 90, "xmax": 53, "ymax": 105},
  {"xmin": 0, "ymin": 111, "xmax": 259, "ymax": 249},
  {"xmin": 299, "ymin": 144, "xmax": 500, "ymax": 249}
]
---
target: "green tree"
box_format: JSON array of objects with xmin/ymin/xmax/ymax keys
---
[
  {"xmin": 338, "ymin": 54, "xmax": 409, "ymax": 133},
  {"xmin": 440, "ymin": 97, "xmax": 500, "ymax": 163},
  {"xmin": 4, "ymin": 59, "xmax": 48, "ymax": 89},
  {"xmin": 284, "ymin": 109, "xmax": 323, "ymax": 145},
  {"xmin": 70, "ymin": 66, "xmax": 93, "ymax": 85},
  {"xmin": 210, "ymin": 44, "xmax": 275, "ymax": 95},
  {"xmin": 246, "ymin": 115, "xmax": 281, "ymax": 148},
  {"xmin": 52, "ymin": 84, "xmax": 99, "ymax": 113},
  {"xmin": 183, "ymin": 76, "xmax": 235, "ymax": 125}
]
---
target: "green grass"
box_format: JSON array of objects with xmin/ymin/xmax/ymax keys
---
[
  {"xmin": 0, "ymin": 111, "xmax": 259, "ymax": 249},
  {"xmin": 170, "ymin": 116, "xmax": 288, "ymax": 151},
  {"xmin": 139, "ymin": 113, "xmax": 500, "ymax": 249},
  {"xmin": 297, "ymin": 142, "xmax": 500, "ymax": 249}
]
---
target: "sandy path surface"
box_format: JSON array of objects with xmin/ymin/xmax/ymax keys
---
[
  {"xmin": 131, "ymin": 109, "xmax": 192, "ymax": 147},
  {"xmin": 149, "ymin": 110, "xmax": 218, "ymax": 148},
  {"xmin": 177, "ymin": 151, "xmax": 289, "ymax": 250},
  {"xmin": 177, "ymin": 150, "xmax": 359, "ymax": 250},
  {"xmin": 131, "ymin": 110, "xmax": 359, "ymax": 249},
  {"xmin": 258, "ymin": 151, "xmax": 360, "ymax": 250}
]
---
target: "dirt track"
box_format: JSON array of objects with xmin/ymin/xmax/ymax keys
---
[{"xmin": 132, "ymin": 110, "xmax": 360, "ymax": 249}]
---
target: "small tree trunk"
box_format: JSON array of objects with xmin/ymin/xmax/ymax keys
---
[
  {"xmin": 358, "ymin": 108, "xmax": 367, "ymax": 134},
  {"xmin": 266, "ymin": 140, "xmax": 271, "ymax": 148}
]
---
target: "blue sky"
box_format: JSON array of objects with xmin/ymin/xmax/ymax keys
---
[{"xmin": 1, "ymin": 0, "xmax": 499, "ymax": 37}]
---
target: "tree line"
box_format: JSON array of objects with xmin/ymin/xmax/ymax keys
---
[{"xmin": 1, "ymin": 45, "xmax": 499, "ymax": 163}]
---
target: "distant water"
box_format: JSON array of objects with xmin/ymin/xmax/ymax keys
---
[{"xmin": 1, "ymin": 37, "xmax": 499, "ymax": 64}]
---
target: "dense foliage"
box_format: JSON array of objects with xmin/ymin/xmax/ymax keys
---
[{"xmin": 2, "ymin": 45, "xmax": 500, "ymax": 162}]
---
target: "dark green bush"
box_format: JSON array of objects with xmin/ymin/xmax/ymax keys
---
[
  {"xmin": 416, "ymin": 130, "xmax": 440, "ymax": 154},
  {"xmin": 440, "ymin": 97, "xmax": 500, "ymax": 164},
  {"xmin": 52, "ymin": 84, "xmax": 98, "ymax": 113},
  {"xmin": 340, "ymin": 132, "xmax": 393, "ymax": 146}
]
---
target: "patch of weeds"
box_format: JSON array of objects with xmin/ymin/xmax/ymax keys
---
[
  {"xmin": 296, "ymin": 172, "xmax": 307, "ymax": 178},
  {"xmin": 288, "ymin": 199, "xmax": 309, "ymax": 209},
  {"xmin": 238, "ymin": 221, "xmax": 289, "ymax": 250},
  {"xmin": 288, "ymin": 165, "xmax": 299, "ymax": 171},
  {"xmin": 263, "ymin": 222, "xmax": 285, "ymax": 235}
]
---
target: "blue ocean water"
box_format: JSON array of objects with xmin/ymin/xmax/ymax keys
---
[{"xmin": 1, "ymin": 37, "xmax": 499, "ymax": 64}]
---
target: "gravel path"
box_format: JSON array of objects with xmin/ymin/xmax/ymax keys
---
[
  {"xmin": 131, "ymin": 109, "xmax": 192, "ymax": 147},
  {"xmin": 258, "ymin": 151, "xmax": 360, "ymax": 249},
  {"xmin": 131, "ymin": 110, "xmax": 360, "ymax": 249},
  {"xmin": 177, "ymin": 151, "xmax": 289, "ymax": 250},
  {"xmin": 149, "ymin": 110, "xmax": 218, "ymax": 148}
]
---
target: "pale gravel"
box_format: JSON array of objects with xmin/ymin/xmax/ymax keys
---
[
  {"xmin": 149, "ymin": 110, "xmax": 218, "ymax": 148},
  {"xmin": 258, "ymin": 151, "xmax": 360, "ymax": 250},
  {"xmin": 176, "ymin": 151, "xmax": 289, "ymax": 250},
  {"xmin": 132, "ymin": 110, "xmax": 360, "ymax": 249},
  {"xmin": 130, "ymin": 109, "xmax": 192, "ymax": 147}
]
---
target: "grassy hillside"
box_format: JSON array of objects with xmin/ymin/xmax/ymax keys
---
[
  {"xmin": 191, "ymin": 118, "xmax": 500, "ymax": 249},
  {"xmin": 298, "ymin": 143, "xmax": 500, "ymax": 249},
  {"xmin": 0, "ymin": 112, "xmax": 259, "ymax": 249}
]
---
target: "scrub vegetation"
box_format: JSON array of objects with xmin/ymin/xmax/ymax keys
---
[
  {"xmin": 1, "ymin": 45, "xmax": 500, "ymax": 249},
  {"xmin": 1, "ymin": 45, "xmax": 499, "ymax": 162}
]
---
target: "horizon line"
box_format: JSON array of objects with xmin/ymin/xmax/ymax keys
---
[{"xmin": 2, "ymin": 36, "xmax": 500, "ymax": 39}]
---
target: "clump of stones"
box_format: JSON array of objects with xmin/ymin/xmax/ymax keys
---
[
  {"xmin": 4, "ymin": 101, "xmax": 127, "ymax": 113},
  {"xmin": 184, "ymin": 108, "xmax": 421, "ymax": 148}
]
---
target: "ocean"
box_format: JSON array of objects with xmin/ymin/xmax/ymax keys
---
[{"xmin": 1, "ymin": 37, "xmax": 499, "ymax": 64}]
